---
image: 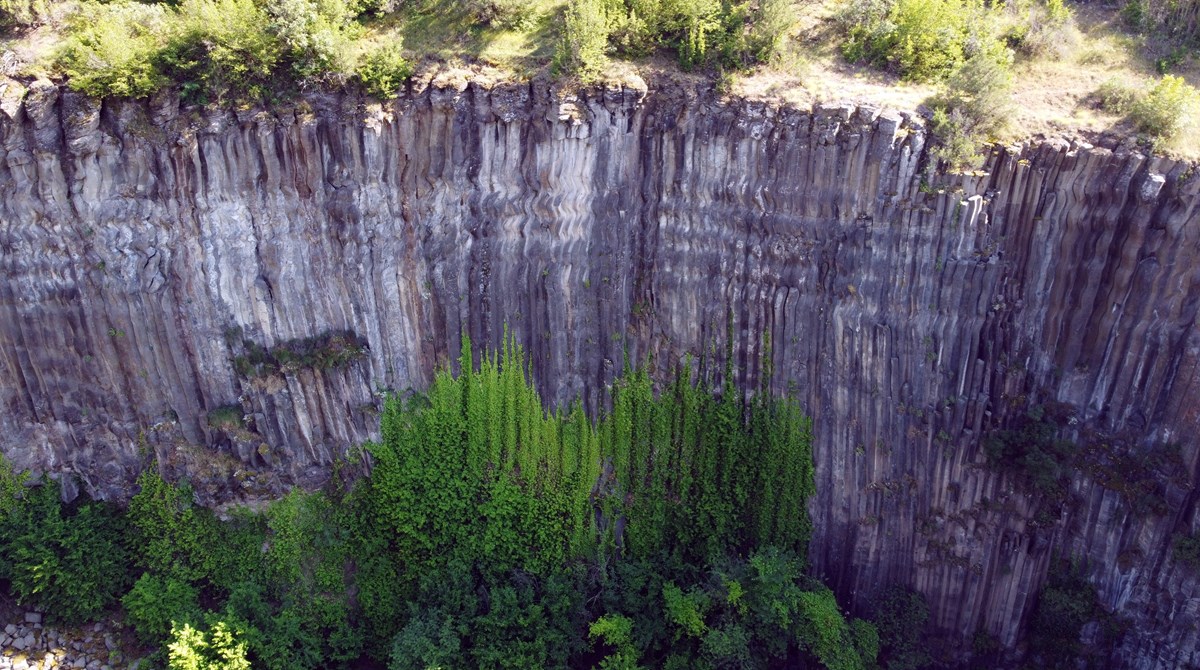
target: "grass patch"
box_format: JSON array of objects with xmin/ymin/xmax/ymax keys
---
[
  {"xmin": 206, "ymin": 405, "xmax": 244, "ymax": 430},
  {"xmin": 232, "ymin": 330, "xmax": 368, "ymax": 379},
  {"xmin": 387, "ymin": 0, "xmax": 563, "ymax": 72}
]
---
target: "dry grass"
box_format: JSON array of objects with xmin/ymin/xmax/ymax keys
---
[
  {"xmin": 365, "ymin": 0, "xmax": 565, "ymax": 76},
  {"xmin": 729, "ymin": 0, "xmax": 1200, "ymax": 159}
]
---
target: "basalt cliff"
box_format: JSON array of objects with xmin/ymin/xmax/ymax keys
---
[{"xmin": 0, "ymin": 74, "xmax": 1198, "ymax": 667}]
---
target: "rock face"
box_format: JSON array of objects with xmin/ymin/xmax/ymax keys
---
[{"xmin": 1, "ymin": 75, "xmax": 1199, "ymax": 667}]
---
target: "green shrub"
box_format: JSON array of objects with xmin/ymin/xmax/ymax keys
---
[
  {"xmin": 168, "ymin": 615, "xmax": 253, "ymax": 670},
  {"xmin": 1027, "ymin": 562, "xmax": 1121, "ymax": 667},
  {"xmin": 557, "ymin": 0, "xmax": 611, "ymax": 81},
  {"xmin": 55, "ymin": 1, "xmax": 170, "ymax": 99},
  {"xmin": 264, "ymin": 0, "xmax": 360, "ymax": 81},
  {"xmin": 840, "ymin": 0, "xmax": 1011, "ymax": 82},
  {"xmin": 463, "ymin": 0, "xmax": 537, "ymax": 29},
  {"xmin": 128, "ymin": 469, "xmax": 245, "ymax": 586},
  {"xmin": 0, "ymin": 0, "xmax": 48, "ymax": 31},
  {"xmin": 389, "ymin": 608, "xmax": 463, "ymax": 670},
  {"xmin": 983, "ymin": 404, "xmax": 1076, "ymax": 499},
  {"xmin": 207, "ymin": 405, "xmax": 244, "ymax": 430},
  {"xmin": 233, "ymin": 331, "xmax": 368, "ymax": 378},
  {"xmin": 1121, "ymin": 0, "xmax": 1148, "ymax": 31},
  {"xmin": 0, "ymin": 452, "xmax": 27, "ymax": 517},
  {"xmin": 1006, "ymin": 0, "xmax": 1079, "ymax": 61},
  {"xmin": 1095, "ymin": 77, "xmax": 1140, "ymax": 116},
  {"xmin": 744, "ymin": 0, "xmax": 794, "ymax": 65},
  {"xmin": 795, "ymin": 587, "xmax": 871, "ymax": 670},
  {"xmin": 872, "ymin": 586, "xmax": 930, "ymax": 670},
  {"xmin": 927, "ymin": 55, "xmax": 1013, "ymax": 169},
  {"xmin": 1129, "ymin": 74, "xmax": 1200, "ymax": 146},
  {"xmin": 0, "ymin": 482, "xmax": 133, "ymax": 623},
  {"xmin": 158, "ymin": 0, "xmax": 284, "ymax": 104},
  {"xmin": 123, "ymin": 574, "xmax": 203, "ymax": 645},
  {"xmin": 356, "ymin": 43, "xmax": 412, "ymax": 100},
  {"xmin": 674, "ymin": 0, "xmax": 721, "ymax": 70},
  {"xmin": 601, "ymin": 0, "xmax": 790, "ymax": 70},
  {"xmin": 588, "ymin": 614, "xmax": 642, "ymax": 669},
  {"xmin": 606, "ymin": 0, "xmax": 668, "ymax": 57},
  {"xmin": 1173, "ymin": 532, "xmax": 1200, "ymax": 568},
  {"xmin": 1093, "ymin": 74, "xmax": 1199, "ymax": 148}
]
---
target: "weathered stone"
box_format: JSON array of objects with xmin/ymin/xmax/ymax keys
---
[
  {"xmin": 22, "ymin": 613, "xmax": 39, "ymax": 625},
  {"xmin": 0, "ymin": 78, "xmax": 1197, "ymax": 667}
]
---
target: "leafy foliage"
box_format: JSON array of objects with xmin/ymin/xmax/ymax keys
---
[
  {"xmin": 597, "ymin": 546, "xmax": 876, "ymax": 669},
  {"xmin": 1174, "ymin": 531, "xmax": 1200, "ymax": 569},
  {"xmin": 0, "ymin": 335, "xmax": 864, "ymax": 669},
  {"xmin": 557, "ymin": 0, "xmax": 795, "ymax": 77},
  {"xmin": 54, "ymin": 0, "xmax": 367, "ymax": 102},
  {"xmin": 55, "ymin": 2, "xmax": 170, "ymax": 98},
  {"xmin": 0, "ymin": 473, "xmax": 133, "ymax": 623},
  {"xmin": 0, "ymin": 457, "xmax": 135, "ymax": 624},
  {"xmin": 589, "ymin": 614, "xmax": 643, "ymax": 669},
  {"xmin": 265, "ymin": 0, "xmax": 360, "ymax": 81},
  {"xmin": 1094, "ymin": 74, "xmax": 1200, "ymax": 148},
  {"xmin": 123, "ymin": 574, "xmax": 203, "ymax": 644},
  {"xmin": 232, "ymin": 330, "xmax": 368, "ymax": 378},
  {"xmin": 1028, "ymin": 561, "xmax": 1122, "ymax": 668},
  {"xmin": 557, "ymin": 0, "xmax": 610, "ymax": 81},
  {"xmin": 1129, "ymin": 75, "xmax": 1200, "ymax": 147},
  {"xmin": 168, "ymin": 616, "xmax": 253, "ymax": 670},
  {"xmin": 983, "ymin": 404, "xmax": 1077, "ymax": 499},
  {"xmin": 926, "ymin": 54, "xmax": 1013, "ymax": 169},
  {"xmin": 355, "ymin": 43, "xmax": 412, "ymax": 100},
  {"xmin": 839, "ymin": 0, "xmax": 1012, "ymax": 82},
  {"xmin": 871, "ymin": 585, "xmax": 930, "ymax": 670},
  {"xmin": 0, "ymin": 0, "xmax": 47, "ymax": 31}
]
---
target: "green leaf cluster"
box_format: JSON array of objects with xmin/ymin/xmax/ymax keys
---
[
  {"xmin": 838, "ymin": 0, "xmax": 1012, "ymax": 82},
  {"xmin": 0, "ymin": 333, "xmax": 875, "ymax": 670},
  {"xmin": 0, "ymin": 486, "xmax": 132, "ymax": 623},
  {"xmin": 54, "ymin": 0, "xmax": 387, "ymax": 103},
  {"xmin": 557, "ymin": 0, "xmax": 796, "ymax": 80},
  {"xmin": 0, "ymin": 457, "xmax": 133, "ymax": 624}
]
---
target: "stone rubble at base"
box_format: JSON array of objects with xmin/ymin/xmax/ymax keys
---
[{"xmin": 0, "ymin": 612, "xmax": 140, "ymax": 670}]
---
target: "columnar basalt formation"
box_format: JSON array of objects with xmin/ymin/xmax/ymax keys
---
[{"xmin": 0, "ymin": 75, "xmax": 1198, "ymax": 667}]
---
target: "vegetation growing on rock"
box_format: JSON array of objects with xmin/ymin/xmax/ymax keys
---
[
  {"xmin": 0, "ymin": 336, "xmax": 881, "ymax": 669},
  {"xmin": 3, "ymin": 0, "xmax": 1198, "ymax": 156}
]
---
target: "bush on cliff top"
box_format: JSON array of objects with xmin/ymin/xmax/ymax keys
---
[
  {"xmin": 55, "ymin": 1, "xmax": 170, "ymax": 99},
  {"xmin": 838, "ymin": 0, "xmax": 1013, "ymax": 82},
  {"xmin": 1130, "ymin": 75, "xmax": 1200, "ymax": 146},
  {"xmin": 926, "ymin": 54, "xmax": 1013, "ymax": 169},
  {"xmin": 54, "ymin": 0, "xmax": 395, "ymax": 102},
  {"xmin": 555, "ymin": 0, "xmax": 796, "ymax": 79},
  {"xmin": 1095, "ymin": 75, "xmax": 1200, "ymax": 148}
]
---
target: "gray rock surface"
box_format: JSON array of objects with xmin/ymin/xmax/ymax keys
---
[
  {"xmin": 0, "ymin": 610, "xmax": 124, "ymax": 670},
  {"xmin": 0, "ymin": 75, "xmax": 1198, "ymax": 667}
]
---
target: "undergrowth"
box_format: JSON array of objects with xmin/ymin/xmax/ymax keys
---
[{"xmin": 0, "ymin": 334, "xmax": 881, "ymax": 670}]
